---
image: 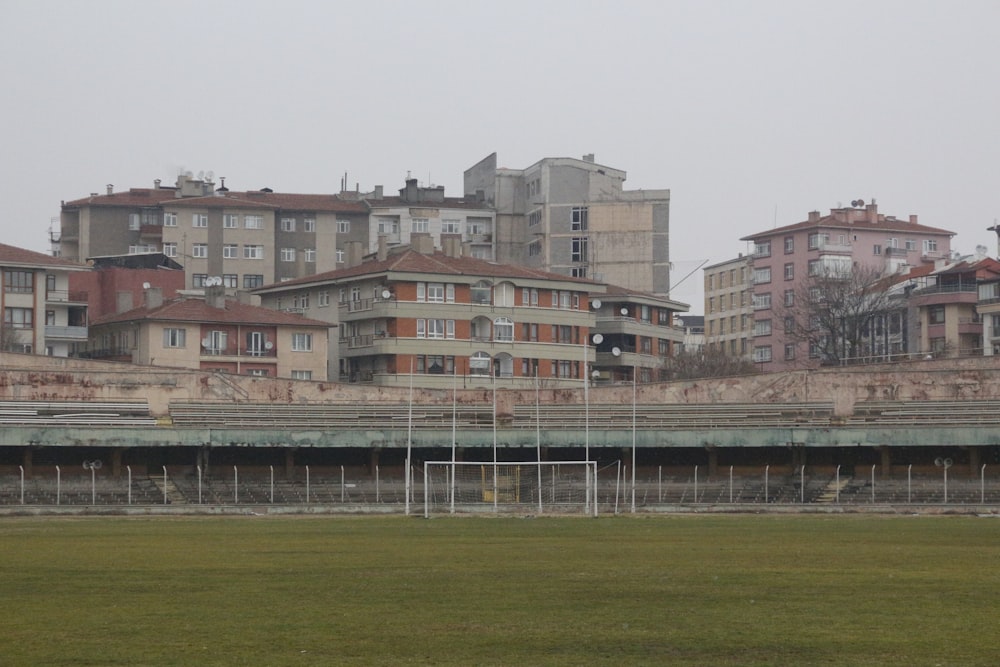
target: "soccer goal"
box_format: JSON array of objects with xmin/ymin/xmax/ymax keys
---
[{"xmin": 423, "ymin": 461, "xmax": 598, "ymax": 517}]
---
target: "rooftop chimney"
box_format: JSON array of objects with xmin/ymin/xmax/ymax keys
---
[
  {"xmin": 154, "ymin": 179, "xmax": 161, "ymax": 189},
  {"xmin": 582, "ymin": 153, "xmax": 595, "ymax": 163},
  {"xmin": 909, "ymin": 214, "xmax": 918, "ymax": 224},
  {"xmin": 377, "ymin": 235, "xmax": 388, "ymax": 261},
  {"xmin": 374, "ymin": 185, "xmax": 383, "ymax": 200},
  {"xmin": 106, "ymin": 184, "xmax": 114, "ymax": 195},
  {"xmin": 205, "ymin": 285, "xmax": 226, "ymax": 310},
  {"xmin": 143, "ymin": 286, "xmax": 163, "ymax": 310},
  {"xmin": 808, "ymin": 210, "xmax": 820, "ymax": 223}
]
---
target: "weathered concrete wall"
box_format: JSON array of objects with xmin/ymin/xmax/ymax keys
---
[{"xmin": 2, "ymin": 352, "xmax": 1000, "ymax": 418}]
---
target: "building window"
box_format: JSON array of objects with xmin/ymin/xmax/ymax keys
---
[
  {"xmin": 4, "ymin": 270, "xmax": 34, "ymax": 293},
  {"xmin": 753, "ymin": 267, "xmax": 771, "ymax": 284},
  {"xmin": 163, "ymin": 243, "xmax": 177, "ymax": 257},
  {"xmin": 291, "ymin": 370, "xmax": 312, "ymax": 380},
  {"xmin": 924, "ymin": 239, "xmax": 938, "ymax": 253},
  {"xmin": 223, "ymin": 214, "xmax": 239, "ymax": 228},
  {"xmin": 163, "ymin": 212, "xmax": 177, "ymax": 227},
  {"xmin": 222, "ymin": 244, "xmax": 238, "ymax": 259},
  {"xmin": 808, "ymin": 259, "xmax": 821, "ymax": 276},
  {"xmin": 528, "ymin": 240, "xmax": 541, "ymax": 257},
  {"xmin": 4, "ymin": 307, "xmax": 33, "ymax": 329},
  {"xmin": 494, "ymin": 317, "xmax": 514, "ymax": 342},
  {"xmin": 223, "ymin": 274, "xmax": 237, "ymax": 288},
  {"xmin": 753, "ymin": 241, "xmax": 771, "ymax": 258},
  {"xmin": 528, "ymin": 210, "xmax": 542, "ymax": 227},
  {"xmin": 873, "ymin": 244, "xmax": 882, "ymax": 255},
  {"xmin": 785, "ymin": 343, "xmax": 796, "ymax": 360},
  {"xmin": 281, "ymin": 218, "xmax": 296, "ymax": 232},
  {"xmin": 247, "ymin": 369, "xmax": 269, "ymax": 377},
  {"xmin": 752, "ymin": 293, "xmax": 772, "ymax": 310},
  {"xmin": 192, "ymin": 214, "xmax": 208, "ymax": 228},
  {"xmin": 244, "ymin": 245, "xmax": 264, "ymax": 259},
  {"xmin": 752, "ymin": 345, "xmax": 772, "ymax": 363},
  {"xmin": 784, "ymin": 237, "xmax": 794, "ymax": 253},
  {"xmin": 291, "ymin": 333, "xmax": 313, "ymax": 351},
  {"xmin": 571, "ymin": 207, "xmax": 588, "ymax": 231},
  {"xmin": 377, "ymin": 218, "xmax": 398, "ymax": 235},
  {"xmin": 304, "ymin": 248, "xmax": 316, "ymax": 263},
  {"xmin": 471, "ymin": 281, "xmax": 492, "ymax": 305},
  {"xmin": 905, "ymin": 239, "xmax": 916, "ymax": 251},
  {"xmin": 442, "ymin": 219, "xmax": 461, "ymax": 234},
  {"xmin": 808, "ymin": 233, "xmax": 828, "ymax": 250},
  {"xmin": 784, "ymin": 263, "xmax": 794, "ymax": 280},
  {"xmin": 335, "ymin": 219, "xmax": 350, "ymax": 234},
  {"xmin": 929, "ymin": 305, "xmax": 945, "ymax": 325},
  {"xmin": 753, "ymin": 319, "xmax": 772, "ymax": 336},
  {"xmin": 245, "ymin": 215, "xmax": 263, "ymax": 229},
  {"xmin": 243, "ymin": 274, "xmax": 263, "ymax": 289},
  {"xmin": 192, "ymin": 243, "xmax": 208, "ymax": 259},
  {"xmin": 411, "ymin": 218, "xmax": 429, "ymax": 233},
  {"xmin": 571, "ymin": 237, "xmax": 588, "ymax": 262},
  {"xmin": 495, "ymin": 283, "xmax": 515, "ymax": 307},
  {"xmin": 336, "ymin": 249, "xmax": 345, "ymax": 263},
  {"xmin": 192, "ymin": 274, "xmax": 208, "ymax": 287},
  {"xmin": 318, "ymin": 291, "xmax": 330, "ymax": 307},
  {"xmin": 784, "ymin": 316, "xmax": 795, "ymax": 333},
  {"xmin": 571, "ymin": 267, "xmax": 587, "ymax": 278},
  {"xmin": 162, "ymin": 327, "xmax": 186, "ymax": 348},
  {"xmin": 281, "ymin": 248, "xmax": 296, "ymax": 262}
]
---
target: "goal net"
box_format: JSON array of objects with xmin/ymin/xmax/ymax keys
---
[{"xmin": 423, "ymin": 461, "xmax": 598, "ymax": 517}]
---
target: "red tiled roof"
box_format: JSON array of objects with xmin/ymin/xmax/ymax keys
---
[
  {"xmin": 63, "ymin": 188, "xmax": 368, "ymax": 213},
  {"xmin": 255, "ymin": 249, "xmax": 600, "ymax": 291},
  {"xmin": 0, "ymin": 242, "xmax": 90, "ymax": 270},
  {"xmin": 92, "ymin": 296, "xmax": 332, "ymax": 328},
  {"xmin": 741, "ymin": 211, "xmax": 954, "ymax": 241}
]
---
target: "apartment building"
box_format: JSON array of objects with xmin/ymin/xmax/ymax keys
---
[
  {"xmin": 740, "ymin": 202, "xmax": 955, "ymax": 371},
  {"xmin": 87, "ymin": 286, "xmax": 330, "ymax": 380},
  {"xmin": 361, "ymin": 179, "xmax": 495, "ymax": 262},
  {"xmin": 252, "ymin": 245, "xmax": 606, "ymax": 389},
  {"xmin": 464, "ymin": 153, "xmax": 672, "ymax": 296},
  {"xmin": 590, "ymin": 284, "xmax": 688, "ymax": 384},
  {"xmin": 58, "ymin": 175, "xmax": 369, "ymax": 290},
  {"xmin": 702, "ymin": 255, "xmax": 753, "ymax": 358},
  {"xmin": 0, "ymin": 242, "xmax": 90, "ymax": 357}
]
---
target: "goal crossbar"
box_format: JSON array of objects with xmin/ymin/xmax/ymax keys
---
[{"xmin": 423, "ymin": 460, "xmax": 598, "ymax": 517}]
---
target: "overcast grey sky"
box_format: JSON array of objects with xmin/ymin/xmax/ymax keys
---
[{"xmin": 2, "ymin": 0, "xmax": 998, "ymax": 311}]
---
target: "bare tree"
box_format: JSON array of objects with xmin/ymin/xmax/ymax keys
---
[
  {"xmin": 0, "ymin": 323, "xmax": 22, "ymax": 353},
  {"xmin": 779, "ymin": 264, "xmax": 901, "ymax": 366},
  {"xmin": 662, "ymin": 347, "xmax": 759, "ymax": 380}
]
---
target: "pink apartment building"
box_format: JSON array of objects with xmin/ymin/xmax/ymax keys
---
[{"xmin": 740, "ymin": 202, "xmax": 955, "ymax": 371}]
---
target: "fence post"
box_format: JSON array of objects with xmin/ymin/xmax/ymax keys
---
[
  {"xmin": 19, "ymin": 465, "xmax": 24, "ymax": 505},
  {"xmin": 907, "ymin": 464, "xmax": 912, "ymax": 503},
  {"xmin": 764, "ymin": 465, "xmax": 769, "ymax": 504},
  {"xmin": 835, "ymin": 465, "xmax": 840, "ymax": 504},
  {"xmin": 982, "ymin": 464, "xmax": 987, "ymax": 505},
  {"xmin": 233, "ymin": 465, "xmax": 238, "ymax": 504},
  {"xmin": 871, "ymin": 464, "xmax": 876, "ymax": 504},
  {"xmin": 341, "ymin": 465, "xmax": 345, "ymax": 503},
  {"xmin": 196, "ymin": 465, "xmax": 202, "ymax": 505},
  {"xmin": 270, "ymin": 465, "xmax": 274, "ymax": 504},
  {"xmin": 306, "ymin": 465, "xmax": 310, "ymax": 504},
  {"xmin": 693, "ymin": 465, "xmax": 698, "ymax": 504},
  {"xmin": 729, "ymin": 465, "xmax": 734, "ymax": 504},
  {"xmin": 800, "ymin": 465, "xmax": 805, "ymax": 503},
  {"xmin": 56, "ymin": 465, "xmax": 61, "ymax": 505},
  {"xmin": 658, "ymin": 466, "xmax": 662, "ymax": 503},
  {"xmin": 127, "ymin": 465, "xmax": 132, "ymax": 506},
  {"xmin": 162, "ymin": 466, "xmax": 168, "ymax": 505}
]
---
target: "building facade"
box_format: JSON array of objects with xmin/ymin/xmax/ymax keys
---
[
  {"xmin": 464, "ymin": 153, "xmax": 672, "ymax": 297},
  {"xmin": 87, "ymin": 286, "xmax": 330, "ymax": 380},
  {"xmin": 0, "ymin": 242, "xmax": 90, "ymax": 357},
  {"xmin": 702, "ymin": 255, "xmax": 753, "ymax": 358},
  {"xmin": 740, "ymin": 202, "xmax": 955, "ymax": 371},
  {"xmin": 58, "ymin": 175, "xmax": 369, "ymax": 291},
  {"xmin": 253, "ymin": 246, "xmax": 609, "ymax": 389}
]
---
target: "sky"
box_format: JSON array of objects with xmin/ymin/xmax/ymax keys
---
[{"xmin": 2, "ymin": 0, "xmax": 998, "ymax": 312}]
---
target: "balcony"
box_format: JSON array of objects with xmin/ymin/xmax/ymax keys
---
[
  {"xmin": 200, "ymin": 346, "xmax": 276, "ymax": 359},
  {"xmin": 45, "ymin": 325, "xmax": 88, "ymax": 340},
  {"xmin": 817, "ymin": 241, "xmax": 852, "ymax": 254},
  {"xmin": 46, "ymin": 290, "xmax": 88, "ymax": 304}
]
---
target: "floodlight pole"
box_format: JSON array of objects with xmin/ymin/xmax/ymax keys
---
[
  {"xmin": 630, "ymin": 367, "xmax": 636, "ymax": 513},
  {"xmin": 405, "ymin": 358, "xmax": 414, "ymax": 516}
]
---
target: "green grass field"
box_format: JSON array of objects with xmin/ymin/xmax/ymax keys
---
[{"xmin": 1, "ymin": 514, "xmax": 998, "ymax": 666}]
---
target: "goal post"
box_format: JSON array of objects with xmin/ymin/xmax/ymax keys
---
[{"xmin": 423, "ymin": 461, "xmax": 598, "ymax": 517}]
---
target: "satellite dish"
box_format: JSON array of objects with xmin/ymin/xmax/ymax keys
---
[
  {"xmin": 201, "ymin": 337, "xmax": 212, "ymax": 348},
  {"xmin": 934, "ymin": 458, "xmax": 943, "ymax": 467},
  {"xmin": 381, "ymin": 289, "xmax": 391, "ymax": 299},
  {"xmin": 142, "ymin": 282, "xmax": 151, "ymax": 289},
  {"xmin": 264, "ymin": 341, "xmax": 273, "ymax": 350},
  {"xmin": 611, "ymin": 347, "xmax": 622, "ymax": 357},
  {"xmin": 591, "ymin": 299, "xmax": 602, "ymax": 309},
  {"xmin": 620, "ymin": 307, "xmax": 629, "ymax": 316},
  {"xmin": 591, "ymin": 333, "xmax": 604, "ymax": 345},
  {"xmin": 944, "ymin": 458, "xmax": 953, "ymax": 467}
]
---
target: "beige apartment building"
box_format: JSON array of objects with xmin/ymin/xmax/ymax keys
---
[
  {"xmin": 464, "ymin": 153, "xmax": 673, "ymax": 297},
  {"xmin": 702, "ymin": 255, "xmax": 753, "ymax": 358}
]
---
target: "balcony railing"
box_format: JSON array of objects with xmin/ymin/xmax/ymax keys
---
[
  {"xmin": 45, "ymin": 325, "xmax": 88, "ymax": 340},
  {"xmin": 46, "ymin": 290, "xmax": 88, "ymax": 303},
  {"xmin": 913, "ymin": 283, "xmax": 978, "ymax": 296}
]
